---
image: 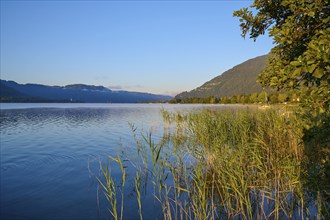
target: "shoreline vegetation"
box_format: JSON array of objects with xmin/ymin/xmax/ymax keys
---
[
  {"xmin": 97, "ymin": 107, "xmax": 329, "ymax": 219},
  {"xmin": 169, "ymin": 91, "xmax": 300, "ymax": 105}
]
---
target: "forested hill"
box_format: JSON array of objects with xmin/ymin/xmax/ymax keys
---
[
  {"xmin": 0, "ymin": 80, "xmax": 172, "ymax": 103},
  {"xmin": 176, "ymin": 55, "xmax": 268, "ymax": 99}
]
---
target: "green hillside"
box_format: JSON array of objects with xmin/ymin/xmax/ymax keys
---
[{"xmin": 176, "ymin": 55, "xmax": 268, "ymax": 99}]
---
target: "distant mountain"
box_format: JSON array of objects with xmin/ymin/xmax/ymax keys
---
[
  {"xmin": 0, "ymin": 80, "xmax": 172, "ymax": 103},
  {"xmin": 176, "ymin": 55, "xmax": 269, "ymax": 99},
  {"xmin": 0, "ymin": 82, "xmax": 28, "ymax": 97},
  {"xmin": 64, "ymin": 84, "xmax": 110, "ymax": 91}
]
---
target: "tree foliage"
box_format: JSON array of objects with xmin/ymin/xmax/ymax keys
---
[
  {"xmin": 170, "ymin": 91, "xmax": 302, "ymax": 105},
  {"xmin": 234, "ymin": 1, "xmax": 330, "ymax": 210},
  {"xmin": 234, "ymin": 0, "xmax": 329, "ymax": 112}
]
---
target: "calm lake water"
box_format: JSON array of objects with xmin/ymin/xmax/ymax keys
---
[{"xmin": 0, "ymin": 103, "xmax": 247, "ymax": 220}]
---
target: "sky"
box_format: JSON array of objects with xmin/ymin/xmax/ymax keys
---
[{"xmin": 0, "ymin": 1, "xmax": 273, "ymax": 96}]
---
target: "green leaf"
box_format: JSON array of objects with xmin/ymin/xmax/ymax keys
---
[
  {"xmin": 307, "ymin": 60, "xmax": 315, "ymax": 65},
  {"xmin": 308, "ymin": 11, "xmax": 315, "ymax": 17},
  {"xmin": 313, "ymin": 68, "xmax": 324, "ymax": 78},
  {"xmin": 293, "ymin": 68, "xmax": 302, "ymax": 76},
  {"xmin": 323, "ymin": 17, "xmax": 330, "ymax": 24},
  {"xmin": 291, "ymin": 61, "xmax": 302, "ymax": 67},
  {"xmin": 308, "ymin": 64, "xmax": 317, "ymax": 73}
]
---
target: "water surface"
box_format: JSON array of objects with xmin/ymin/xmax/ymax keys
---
[{"xmin": 0, "ymin": 103, "xmax": 244, "ymax": 219}]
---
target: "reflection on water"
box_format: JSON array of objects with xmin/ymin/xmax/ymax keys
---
[{"xmin": 1, "ymin": 103, "xmax": 234, "ymax": 220}]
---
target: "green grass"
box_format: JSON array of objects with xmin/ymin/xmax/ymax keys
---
[{"xmin": 98, "ymin": 108, "xmax": 329, "ymax": 219}]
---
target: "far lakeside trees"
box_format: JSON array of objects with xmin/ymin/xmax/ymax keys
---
[{"xmin": 169, "ymin": 90, "xmax": 300, "ymax": 105}]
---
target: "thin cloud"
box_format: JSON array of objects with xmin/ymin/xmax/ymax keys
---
[
  {"xmin": 162, "ymin": 91, "xmax": 180, "ymax": 97},
  {"xmin": 108, "ymin": 85, "xmax": 123, "ymax": 90},
  {"xmin": 107, "ymin": 84, "xmax": 144, "ymax": 91},
  {"xmin": 126, "ymin": 85, "xmax": 144, "ymax": 89}
]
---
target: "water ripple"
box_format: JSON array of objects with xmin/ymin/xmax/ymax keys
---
[{"xmin": 1, "ymin": 103, "xmax": 233, "ymax": 220}]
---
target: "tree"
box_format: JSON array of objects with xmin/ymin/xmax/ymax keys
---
[
  {"xmin": 249, "ymin": 93, "xmax": 259, "ymax": 103},
  {"xmin": 278, "ymin": 93, "xmax": 288, "ymax": 103},
  {"xmin": 234, "ymin": 0, "xmax": 329, "ymax": 112},
  {"xmin": 240, "ymin": 95, "xmax": 249, "ymax": 104},
  {"xmin": 230, "ymin": 96, "xmax": 237, "ymax": 104},
  {"xmin": 269, "ymin": 93, "xmax": 279, "ymax": 104},
  {"xmin": 209, "ymin": 96, "xmax": 216, "ymax": 104},
  {"xmin": 258, "ymin": 91, "xmax": 268, "ymax": 103},
  {"xmin": 221, "ymin": 96, "xmax": 229, "ymax": 104},
  {"xmin": 234, "ymin": 1, "xmax": 330, "ymax": 214}
]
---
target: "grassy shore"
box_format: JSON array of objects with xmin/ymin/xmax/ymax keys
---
[{"xmin": 98, "ymin": 107, "xmax": 329, "ymax": 219}]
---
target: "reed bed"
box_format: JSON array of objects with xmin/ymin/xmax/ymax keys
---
[{"xmin": 98, "ymin": 108, "xmax": 329, "ymax": 219}]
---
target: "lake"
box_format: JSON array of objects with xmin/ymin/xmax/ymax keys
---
[{"xmin": 1, "ymin": 103, "xmax": 247, "ymax": 220}]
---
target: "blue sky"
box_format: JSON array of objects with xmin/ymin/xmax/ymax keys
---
[{"xmin": 1, "ymin": 1, "xmax": 273, "ymax": 96}]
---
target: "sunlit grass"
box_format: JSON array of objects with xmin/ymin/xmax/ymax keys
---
[{"xmin": 98, "ymin": 108, "xmax": 328, "ymax": 219}]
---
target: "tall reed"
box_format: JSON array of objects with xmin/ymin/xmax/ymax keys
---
[{"xmin": 98, "ymin": 108, "xmax": 328, "ymax": 219}]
